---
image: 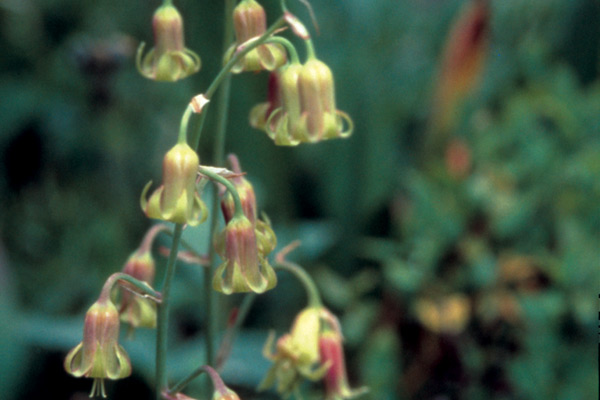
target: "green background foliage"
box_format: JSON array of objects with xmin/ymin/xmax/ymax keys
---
[{"xmin": 0, "ymin": 0, "xmax": 598, "ymax": 399}]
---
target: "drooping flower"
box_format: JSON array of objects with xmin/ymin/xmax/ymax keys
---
[
  {"xmin": 141, "ymin": 143, "xmax": 208, "ymax": 226},
  {"xmin": 213, "ymin": 214, "xmax": 277, "ymax": 294},
  {"xmin": 259, "ymin": 307, "xmax": 331, "ymax": 397},
  {"xmin": 224, "ymin": 0, "xmax": 286, "ymax": 73},
  {"xmin": 136, "ymin": 4, "xmax": 201, "ymax": 81},
  {"xmin": 257, "ymin": 59, "xmax": 353, "ymax": 145},
  {"xmin": 64, "ymin": 298, "xmax": 131, "ymax": 398},
  {"xmin": 249, "ymin": 72, "xmax": 282, "ymax": 132}
]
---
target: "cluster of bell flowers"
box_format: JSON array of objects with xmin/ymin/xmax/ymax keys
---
[
  {"xmin": 65, "ymin": 0, "xmax": 364, "ymax": 397},
  {"xmin": 260, "ymin": 306, "xmax": 368, "ymax": 400}
]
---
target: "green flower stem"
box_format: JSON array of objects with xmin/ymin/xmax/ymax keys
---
[
  {"xmin": 155, "ymin": 223, "xmax": 184, "ymax": 400},
  {"xmin": 178, "ymin": 105, "xmax": 194, "ymax": 144},
  {"xmin": 265, "ymin": 36, "xmax": 300, "ymax": 64},
  {"xmin": 198, "ymin": 167, "xmax": 245, "ymax": 220},
  {"xmin": 189, "ymin": 15, "xmax": 286, "ymax": 150},
  {"xmin": 275, "ymin": 261, "xmax": 322, "ymax": 308},
  {"xmin": 98, "ymin": 272, "xmax": 162, "ymax": 303},
  {"xmin": 215, "ymin": 293, "xmax": 256, "ymax": 370},
  {"xmin": 305, "ymin": 38, "xmax": 316, "ymax": 59},
  {"xmin": 169, "ymin": 365, "xmax": 227, "ymax": 395}
]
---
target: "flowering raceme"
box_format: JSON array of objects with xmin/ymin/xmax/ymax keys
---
[
  {"xmin": 141, "ymin": 143, "xmax": 208, "ymax": 226},
  {"xmin": 136, "ymin": 4, "xmax": 201, "ymax": 81},
  {"xmin": 64, "ymin": 299, "xmax": 131, "ymax": 398},
  {"xmin": 224, "ymin": 0, "xmax": 286, "ymax": 73}
]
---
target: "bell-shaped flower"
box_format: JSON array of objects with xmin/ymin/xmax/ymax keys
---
[
  {"xmin": 141, "ymin": 143, "xmax": 208, "ymax": 226},
  {"xmin": 260, "ymin": 59, "xmax": 353, "ymax": 145},
  {"xmin": 259, "ymin": 307, "xmax": 331, "ymax": 397},
  {"xmin": 136, "ymin": 4, "xmax": 201, "ymax": 82},
  {"xmin": 319, "ymin": 327, "xmax": 368, "ymax": 400},
  {"xmin": 64, "ymin": 299, "xmax": 131, "ymax": 398},
  {"xmin": 213, "ymin": 214, "xmax": 277, "ymax": 294},
  {"xmin": 294, "ymin": 58, "xmax": 353, "ymax": 142},
  {"xmin": 224, "ymin": 0, "xmax": 286, "ymax": 73}
]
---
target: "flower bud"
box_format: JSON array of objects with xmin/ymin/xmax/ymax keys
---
[
  {"xmin": 136, "ymin": 4, "xmax": 201, "ymax": 81},
  {"xmin": 141, "ymin": 143, "xmax": 208, "ymax": 226},
  {"xmin": 220, "ymin": 155, "xmax": 257, "ymax": 224},
  {"xmin": 120, "ymin": 251, "xmax": 157, "ymax": 330},
  {"xmin": 224, "ymin": 0, "xmax": 286, "ymax": 73},
  {"xmin": 64, "ymin": 299, "xmax": 131, "ymax": 398},
  {"xmin": 213, "ymin": 215, "xmax": 277, "ymax": 294}
]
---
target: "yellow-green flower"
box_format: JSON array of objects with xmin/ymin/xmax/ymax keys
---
[
  {"xmin": 141, "ymin": 143, "xmax": 208, "ymax": 226},
  {"xmin": 64, "ymin": 299, "xmax": 131, "ymax": 398}
]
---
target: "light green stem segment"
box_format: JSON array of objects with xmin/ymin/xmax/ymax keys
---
[
  {"xmin": 98, "ymin": 272, "xmax": 162, "ymax": 303},
  {"xmin": 265, "ymin": 36, "xmax": 300, "ymax": 64},
  {"xmin": 275, "ymin": 262, "xmax": 322, "ymax": 308},
  {"xmin": 305, "ymin": 38, "xmax": 316, "ymax": 59},
  {"xmin": 155, "ymin": 223, "xmax": 184, "ymax": 400},
  {"xmin": 178, "ymin": 105, "xmax": 194, "ymax": 144},
  {"xmin": 198, "ymin": 167, "xmax": 244, "ymax": 220},
  {"xmin": 190, "ymin": 15, "xmax": 286, "ymax": 150}
]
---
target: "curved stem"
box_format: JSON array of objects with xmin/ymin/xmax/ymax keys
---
[
  {"xmin": 139, "ymin": 224, "xmax": 170, "ymax": 254},
  {"xmin": 98, "ymin": 272, "xmax": 162, "ymax": 303},
  {"xmin": 305, "ymin": 38, "xmax": 316, "ymax": 59},
  {"xmin": 265, "ymin": 36, "xmax": 300, "ymax": 64},
  {"xmin": 198, "ymin": 167, "xmax": 245, "ymax": 220},
  {"xmin": 190, "ymin": 16, "xmax": 286, "ymax": 150},
  {"xmin": 155, "ymin": 223, "xmax": 184, "ymax": 400},
  {"xmin": 178, "ymin": 105, "xmax": 194, "ymax": 144},
  {"xmin": 169, "ymin": 365, "xmax": 229, "ymax": 396},
  {"xmin": 275, "ymin": 262, "xmax": 322, "ymax": 308}
]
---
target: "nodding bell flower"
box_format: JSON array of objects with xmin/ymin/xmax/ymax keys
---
[
  {"xmin": 220, "ymin": 155, "xmax": 258, "ymax": 225},
  {"xmin": 64, "ymin": 298, "xmax": 131, "ymax": 398},
  {"xmin": 319, "ymin": 326, "xmax": 368, "ymax": 400},
  {"xmin": 258, "ymin": 59, "xmax": 353, "ymax": 145},
  {"xmin": 136, "ymin": 4, "xmax": 201, "ymax": 81},
  {"xmin": 224, "ymin": 0, "xmax": 286, "ymax": 73},
  {"xmin": 141, "ymin": 143, "xmax": 208, "ymax": 226},
  {"xmin": 259, "ymin": 307, "xmax": 332, "ymax": 397},
  {"xmin": 213, "ymin": 214, "xmax": 277, "ymax": 294}
]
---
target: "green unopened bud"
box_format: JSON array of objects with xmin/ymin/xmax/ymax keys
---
[{"xmin": 136, "ymin": 5, "xmax": 201, "ymax": 81}]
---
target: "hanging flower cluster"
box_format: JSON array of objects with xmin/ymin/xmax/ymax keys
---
[{"xmin": 212, "ymin": 155, "xmax": 277, "ymax": 294}]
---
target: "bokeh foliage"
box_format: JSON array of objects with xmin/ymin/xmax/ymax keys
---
[{"xmin": 0, "ymin": 0, "xmax": 598, "ymax": 399}]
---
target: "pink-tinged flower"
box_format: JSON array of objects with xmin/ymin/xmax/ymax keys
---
[
  {"xmin": 259, "ymin": 307, "xmax": 331, "ymax": 397},
  {"xmin": 319, "ymin": 329, "xmax": 368, "ymax": 400},
  {"xmin": 64, "ymin": 299, "xmax": 131, "ymax": 398},
  {"xmin": 141, "ymin": 143, "xmax": 208, "ymax": 226},
  {"xmin": 136, "ymin": 4, "xmax": 201, "ymax": 81},
  {"xmin": 220, "ymin": 155, "xmax": 258, "ymax": 225},
  {"xmin": 224, "ymin": 0, "xmax": 286, "ymax": 73},
  {"xmin": 213, "ymin": 214, "xmax": 277, "ymax": 294}
]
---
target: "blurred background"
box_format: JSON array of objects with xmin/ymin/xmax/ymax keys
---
[{"xmin": 0, "ymin": 0, "xmax": 599, "ymax": 399}]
